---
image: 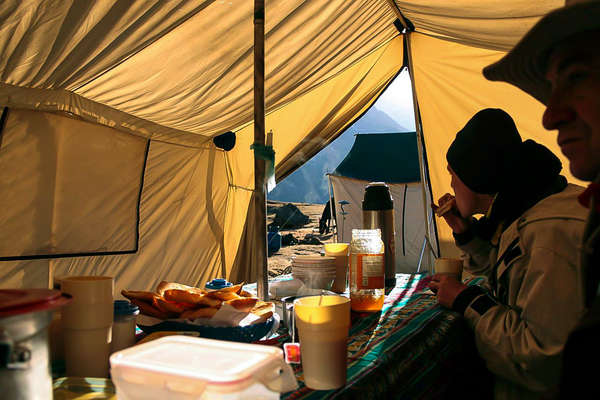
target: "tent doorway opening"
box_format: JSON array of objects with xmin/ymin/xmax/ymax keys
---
[{"xmin": 267, "ymin": 71, "xmax": 439, "ymax": 275}]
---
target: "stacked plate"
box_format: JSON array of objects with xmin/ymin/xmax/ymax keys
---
[{"xmin": 291, "ymin": 256, "xmax": 336, "ymax": 290}]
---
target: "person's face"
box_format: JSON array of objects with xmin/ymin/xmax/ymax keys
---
[
  {"xmin": 448, "ymin": 165, "xmax": 479, "ymax": 218},
  {"xmin": 543, "ymin": 31, "xmax": 600, "ymax": 181}
]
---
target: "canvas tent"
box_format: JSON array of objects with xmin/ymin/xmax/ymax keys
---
[
  {"xmin": 0, "ymin": 1, "xmax": 579, "ymax": 294},
  {"xmin": 328, "ymin": 132, "xmax": 436, "ymax": 273}
]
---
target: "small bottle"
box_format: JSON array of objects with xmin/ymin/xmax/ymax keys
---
[
  {"xmin": 349, "ymin": 229, "xmax": 385, "ymax": 312},
  {"xmin": 111, "ymin": 300, "xmax": 139, "ymax": 353}
]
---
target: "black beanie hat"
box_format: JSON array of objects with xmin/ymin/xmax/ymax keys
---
[{"xmin": 446, "ymin": 108, "xmax": 522, "ymax": 194}]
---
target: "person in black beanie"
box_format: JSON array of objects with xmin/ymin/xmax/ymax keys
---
[{"xmin": 429, "ymin": 108, "xmax": 588, "ymax": 400}]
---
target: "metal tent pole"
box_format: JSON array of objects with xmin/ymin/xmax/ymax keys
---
[
  {"xmin": 384, "ymin": 1, "xmax": 436, "ymax": 270},
  {"xmin": 406, "ymin": 33, "xmax": 436, "ymax": 272},
  {"xmin": 327, "ymin": 175, "xmax": 336, "ymax": 242},
  {"xmin": 254, "ymin": 0, "xmax": 268, "ymax": 300}
]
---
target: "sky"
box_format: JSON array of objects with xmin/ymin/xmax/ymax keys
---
[{"xmin": 373, "ymin": 70, "xmax": 415, "ymax": 131}]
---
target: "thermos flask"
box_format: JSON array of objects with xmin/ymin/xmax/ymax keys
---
[{"xmin": 362, "ymin": 182, "xmax": 396, "ymax": 288}]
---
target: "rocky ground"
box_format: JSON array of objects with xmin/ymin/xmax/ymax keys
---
[{"xmin": 266, "ymin": 200, "xmax": 335, "ymax": 277}]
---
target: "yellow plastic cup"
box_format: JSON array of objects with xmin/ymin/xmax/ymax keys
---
[
  {"xmin": 434, "ymin": 258, "xmax": 463, "ymax": 280},
  {"xmin": 324, "ymin": 243, "xmax": 349, "ymax": 293},
  {"xmin": 294, "ymin": 295, "xmax": 350, "ymax": 390},
  {"xmin": 60, "ymin": 276, "xmax": 114, "ymax": 378}
]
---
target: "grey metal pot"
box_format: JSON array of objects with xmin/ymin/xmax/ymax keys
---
[
  {"xmin": 280, "ymin": 295, "xmax": 318, "ymax": 342},
  {"xmin": 0, "ymin": 289, "xmax": 71, "ymax": 400}
]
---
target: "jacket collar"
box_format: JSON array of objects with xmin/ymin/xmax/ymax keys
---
[{"xmin": 578, "ymin": 173, "xmax": 600, "ymax": 212}]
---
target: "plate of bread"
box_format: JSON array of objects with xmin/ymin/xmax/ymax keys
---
[{"xmin": 122, "ymin": 280, "xmax": 276, "ymax": 343}]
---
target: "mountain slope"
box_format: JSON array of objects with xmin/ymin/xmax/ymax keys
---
[{"xmin": 268, "ymin": 107, "xmax": 409, "ymax": 204}]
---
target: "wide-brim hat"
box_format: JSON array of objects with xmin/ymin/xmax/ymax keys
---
[{"xmin": 483, "ymin": 0, "xmax": 600, "ymax": 104}]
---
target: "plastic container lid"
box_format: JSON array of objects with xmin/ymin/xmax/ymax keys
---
[
  {"xmin": 110, "ymin": 336, "xmax": 298, "ymax": 395},
  {"xmin": 114, "ymin": 300, "xmax": 139, "ymax": 317},
  {"xmin": 205, "ymin": 278, "xmax": 233, "ymax": 290}
]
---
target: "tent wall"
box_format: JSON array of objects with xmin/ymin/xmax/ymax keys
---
[
  {"xmin": 0, "ymin": 109, "xmax": 146, "ymax": 259},
  {"xmin": 0, "ymin": 133, "xmax": 234, "ymax": 292},
  {"xmin": 409, "ymin": 32, "xmax": 583, "ymax": 257},
  {"xmin": 52, "ymin": 138, "xmax": 232, "ymax": 292},
  {"xmin": 330, "ymin": 176, "xmax": 431, "ymax": 273}
]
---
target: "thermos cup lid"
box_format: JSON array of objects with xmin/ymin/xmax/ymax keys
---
[
  {"xmin": 362, "ymin": 182, "xmax": 393, "ymax": 210},
  {"xmin": 206, "ymin": 278, "xmax": 233, "ymax": 290},
  {"xmin": 114, "ymin": 300, "xmax": 140, "ymax": 316}
]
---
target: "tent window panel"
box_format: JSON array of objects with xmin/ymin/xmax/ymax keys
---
[{"xmin": 0, "ymin": 109, "xmax": 147, "ymax": 260}]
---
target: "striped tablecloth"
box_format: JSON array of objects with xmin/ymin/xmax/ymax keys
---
[{"xmin": 281, "ymin": 273, "xmax": 491, "ymax": 400}]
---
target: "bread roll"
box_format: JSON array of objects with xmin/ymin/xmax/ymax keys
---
[
  {"xmin": 129, "ymin": 298, "xmax": 169, "ymax": 319},
  {"xmin": 180, "ymin": 307, "xmax": 219, "ymax": 320},
  {"xmin": 225, "ymin": 297, "xmax": 258, "ymax": 313},
  {"xmin": 121, "ymin": 290, "xmax": 156, "ymax": 302},
  {"xmin": 157, "ymin": 281, "xmax": 205, "ymax": 297},
  {"xmin": 206, "ymin": 291, "xmax": 241, "ymax": 301}
]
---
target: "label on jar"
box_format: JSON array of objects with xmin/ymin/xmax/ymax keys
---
[{"xmin": 352, "ymin": 253, "xmax": 384, "ymax": 289}]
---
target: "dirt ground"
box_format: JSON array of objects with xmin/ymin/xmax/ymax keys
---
[{"xmin": 266, "ymin": 200, "xmax": 335, "ymax": 277}]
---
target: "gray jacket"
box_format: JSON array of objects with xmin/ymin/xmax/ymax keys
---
[
  {"xmin": 457, "ymin": 184, "xmax": 587, "ymax": 400},
  {"xmin": 559, "ymin": 176, "xmax": 600, "ymax": 398}
]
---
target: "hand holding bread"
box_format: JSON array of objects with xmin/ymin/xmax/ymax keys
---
[
  {"xmin": 431, "ymin": 193, "xmax": 471, "ymax": 234},
  {"xmin": 432, "ymin": 193, "xmax": 456, "ymax": 217}
]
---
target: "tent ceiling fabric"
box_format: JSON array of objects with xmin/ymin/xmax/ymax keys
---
[
  {"xmin": 0, "ymin": 0, "xmax": 397, "ymax": 142},
  {"xmin": 0, "ymin": 1, "xmax": 579, "ymax": 289},
  {"xmin": 394, "ymin": 0, "xmax": 563, "ymax": 51}
]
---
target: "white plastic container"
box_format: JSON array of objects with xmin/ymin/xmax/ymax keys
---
[
  {"xmin": 110, "ymin": 336, "xmax": 298, "ymax": 400},
  {"xmin": 291, "ymin": 256, "xmax": 336, "ymax": 290}
]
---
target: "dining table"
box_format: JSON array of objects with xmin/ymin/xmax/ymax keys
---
[
  {"xmin": 52, "ymin": 273, "xmax": 492, "ymax": 399},
  {"xmin": 280, "ymin": 273, "xmax": 493, "ymax": 400}
]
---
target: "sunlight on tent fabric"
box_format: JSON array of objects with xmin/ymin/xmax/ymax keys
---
[
  {"xmin": 0, "ymin": 0, "xmax": 581, "ymax": 292},
  {"xmin": 396, "ymin": 0, "xmax": 563, "ymax": 51}
]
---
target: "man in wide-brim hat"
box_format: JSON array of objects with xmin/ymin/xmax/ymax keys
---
[{"xmin": 484, "ymin": 0, "xmax": 600, "ymax": 397}]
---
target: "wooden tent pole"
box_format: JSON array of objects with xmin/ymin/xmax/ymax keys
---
[{"xmin": 254, "ymin": 0, "xmax": 268, "ymax": 300}]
